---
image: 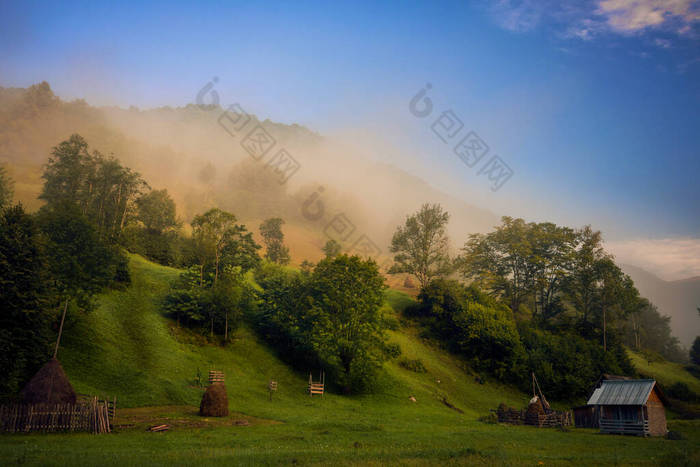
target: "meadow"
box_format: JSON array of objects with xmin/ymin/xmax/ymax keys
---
[{"xmin": 0, "ymin": 255, "xmax": 698, "ymax": 465}]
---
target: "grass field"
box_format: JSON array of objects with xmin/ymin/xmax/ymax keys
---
[
  {"xmin": 1, "ymin": 254, "xmax": 699, "ymax": 465},
  {"xmin": 628, "ymin": 350, "xmax": 700, "ymax": 395}
]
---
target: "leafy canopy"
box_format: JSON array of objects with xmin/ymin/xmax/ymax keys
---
[{"xmin": 389, "ymin": 203, "xmax": 452, "ymax": 290}]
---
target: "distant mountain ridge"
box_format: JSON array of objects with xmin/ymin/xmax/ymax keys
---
[{"xmin": 621, "ymin": 263, "xmax": 700, "ymax": 347}]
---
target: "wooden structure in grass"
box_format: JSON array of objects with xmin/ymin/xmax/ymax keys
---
[
  {"xmin": 308, "ymin": 371, "xmax": 325, "ymax": 396},
  {"xmin": 496, "ymin": 373, "xmax": 572, "ymax": 428},
  {"xmin": 209, "ymin": 370, "xmax": 225, "ymax": 385},
  {"xmin": 586, "ymin": 379, "xmax": 667, "ymax": 437},
  {"xmin": 268, "ymin": 380, "xmax": 278, "ymax": 400}
]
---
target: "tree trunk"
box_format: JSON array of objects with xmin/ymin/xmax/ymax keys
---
[
  {"xmin": 602, "ymin": 303, "xmax": 607, "ymax": 352},
  {"xmin": 53, "ymin": 298, "xmax": 69, "ymax": 359},
  {"xmin": 214, "ymin": 250, "xmax": 220, "ymax": 284},
  {"xmin": 224, "ymin": 311, "xmax": 228, "ymax": 342}
]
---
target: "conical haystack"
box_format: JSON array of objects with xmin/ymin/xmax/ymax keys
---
[
  {"xmin": 20, "ymin": 358, "xmax": 77, "ymax": 404},
  {"xmin": 200, "ymin": 382, "xmax": 229, "ymax": 417}
]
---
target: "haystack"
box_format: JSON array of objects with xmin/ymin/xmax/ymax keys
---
[
  {"xmin": 527, "ymin": 395, "xmax": 546, "ymax": 416},
  {"xmin": 20, "ymin": 358, "xmax": 77, "ymax": 404},
  {"xmin": 200, "ymin": 383, "xmax": 229, "ymax": 417}
]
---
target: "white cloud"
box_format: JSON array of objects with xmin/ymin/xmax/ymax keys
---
[
  {"xmin": 487, "ymin": 0, "xmax": 700, "ymax": 38},
  {"xmin": 597, "ymin": 0, "xmax": 700, "ymax": 32},
  {"xmin": 606, "ymin": 237, "xmax": 700, "ymax": 281},
  {"xmin": 654, "ymin": 37, "xmax": 672, "ymax": 47},
  {"xmin": 489, "ymin": 0, "xmax": 547, "ymax": 32}
]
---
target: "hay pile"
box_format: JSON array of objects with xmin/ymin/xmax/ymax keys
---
[
  {"xmin": 200, "ymin": 383, "xmax": 229, "ymax": 417},
  {"xmin": 20, "ymin": 358, "xmax": 76, "ymax": 404},
  {"xmin": 527, "ymin": 399, "xmax": 546, "ymax": 416}
]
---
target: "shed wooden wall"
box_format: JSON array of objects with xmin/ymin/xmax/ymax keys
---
[{"xmin": 646, "ymin": 387, "xmax": 667, "ymax": 437}]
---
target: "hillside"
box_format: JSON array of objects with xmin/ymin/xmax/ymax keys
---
[
  {"xmin": 622, "ymin": 264, "xmax": 700, "ymax": 347},
  {"xmin": 628, "ymin": 350, "xmax": 700, "ymax": 396},
  {"xmin": 59, "ymin": 254, "xmax": 525, "ymax": 414},
  {"xmin": 2, "ymin": 254, "xmax": 699, "ymax": 465}
]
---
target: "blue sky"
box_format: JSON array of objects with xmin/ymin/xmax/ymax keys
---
[{"xmin": 1, "ymin": 0, "xmax": 699, "ymax": 278}]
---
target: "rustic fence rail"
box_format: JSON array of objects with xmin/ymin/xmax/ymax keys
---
[
  {"xmin": 0, "ymin": 398, "xmax": 111, "ymax": 433},
  {"xmin": 600, "ymin": 418, "xmax": 648, "ymax": 436},
  {"xmin": 496, "ymin": 403, "xmax": 572, "ymax": 428}
]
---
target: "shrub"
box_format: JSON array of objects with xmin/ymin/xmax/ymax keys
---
[
  {"xmin": 382, "ymin": 312, "xmax": 400, "ymax": 331},
  {"xmin": 399, "ymin": 358, "xmax": 427, "ymax": 373},
  {"xmin": 384, "ymin": 342, "xmax": 402, "ymax": 359},
  {"xmin": 413, "ymin": 279, "xmax": 524, "ymax": 380},
  {"xmin": 256, "ymin": 255, "xmax": 388, "ymax": 394},
  {"xmin": 667, "ymin": 382, "xmax": 698, "ymax": 403},
  {"xmin": 519, "ymin": 326, "xmax": 633, "ymax": 399}
]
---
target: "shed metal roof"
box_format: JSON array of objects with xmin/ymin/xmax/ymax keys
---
[{"xmin": 587, "ymin": 379, "xmax": 656, "ymax": 406}]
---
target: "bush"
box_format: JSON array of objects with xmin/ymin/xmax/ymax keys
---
[
  {"xmin": 413, "ymin": 279, "xmax": 524, "ymax": 380},
  {"xmin": 399, "ymin": 358, "xmax": 427, "ymax": 373},
  {"xmin": 256, "ymin": 255, "xmax": 388, "ymax": 394},
  {"xmin": 382, "ymin": 312, "xmax": 400, "ymax": 331},
  {"xmin": 384, "ymin": 342, "xmax": 402, "ymax": 359},
  {"xmin": 667, "ymin": 382, "xmax": 698, "ymax": 403},
  {"xmin": 685, "ymin": 364, "xmax": 700, "ymax": 380},
  {"xmin": 519, "ymin": 326, "xmax": 633, "ymax": 399},
  {"xmin": 121, "ymin": 225, "xmax": 182, "ymax": 267}
]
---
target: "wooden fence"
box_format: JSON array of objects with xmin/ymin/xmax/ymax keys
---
[
  {"xmin": 600, "ymin": 418, "xmax": 649, "ymax": 436},
  {"xmin": 0, "ymin": 398, "xmax": 111, "ymax": 433},
  {"xmin": 526, "ymin": 410, "xmax": 572, "ymax": 428},
  {"xmin": 78, "ymin": 394, "xmax": 116, "ymax": 422},
  {"xmin": 496, "ymin": 403, "xmax": 572, "ymax": 428}
]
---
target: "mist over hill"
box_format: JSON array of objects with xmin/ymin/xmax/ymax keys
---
[
  {"xmin": 0, "ymin": 82, "xmax": 499, "ymax": 263},
  {"xmin": 2, "ymin": 82, "xmax": 697, "ymax": 346},
  {"xmin": 621, "ymin": 264, "xmax": 700, "ymax": 348}
]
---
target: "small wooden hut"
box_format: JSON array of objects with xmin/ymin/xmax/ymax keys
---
[{"xmin": 586, "ymin": 379, "xmax": 667, "ymax": 437}]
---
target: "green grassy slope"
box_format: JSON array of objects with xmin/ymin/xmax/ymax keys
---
[
  {"xmin": 2, "ymin": 254, "xmax": 699, "ymax": 465},
  {"xmin": 59, "ymin": 254, "xmax": 525, "ymax": 417},
  {"xmin": 628, "ymin": 350, "xmax": 700, "ymax": 395}
]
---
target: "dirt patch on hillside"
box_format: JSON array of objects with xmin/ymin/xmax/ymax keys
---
[{"xmin": 113, "ymin": 405, "xmax": 282, "ymax": 431}]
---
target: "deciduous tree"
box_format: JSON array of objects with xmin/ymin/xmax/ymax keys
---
[{"xmin": 389, "ymin": 203, "xmax": 451, "ymax": 290}]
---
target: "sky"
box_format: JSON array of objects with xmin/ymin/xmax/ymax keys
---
[{"xmin": 1, "ymin": 0, "xmax": 699, "ymax": 279}]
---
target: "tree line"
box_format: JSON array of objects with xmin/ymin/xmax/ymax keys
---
[{"xmin": 389, "ymin": 204, "xmax": 689, "ymax": 398}]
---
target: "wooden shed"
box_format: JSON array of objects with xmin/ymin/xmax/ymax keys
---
[{"xmin": 587, "ymin": 379, "xmax": 667, "ymax": 437}]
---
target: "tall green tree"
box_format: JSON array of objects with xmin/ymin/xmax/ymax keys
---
[
  {"xmin": 0, "ymin": 205, "xmax": 52, "ymax": 397},
  {"xmin": 192, "ymin": 208, "xmax": 260, "ymax": 283},
  {"xmin": 691, "ymin": 337, "xmax": 700, "ymax": 365},
  {"xmin": 563, "ymin": 226, "xmax": 608, "ymax": 326},
  {"xmin": 0, "ymin": 164, "xmax": 14, "ymax": 210},
  {"xmin": 135, "ymin": 189, "xmax": 179, "ymax": 233},
  {"xmin": 389, "ymin": 203, "xmax": 452, "ymax": 290},
  {"xmin": 527, "ymin": 222, "xmax": 576, "ymax": 323},
  {"xmin": 36, "ymin": 203, "xmax": 121, "ymax": 357},
  {"xmin": 192, "ymin": 208, "xmax": 237, "ymax": 284},
  {"xmin": 40, "ymin": 134, "xmax": 147, "ymax": 242},
  {"xmin": 322, "ymin": 239, "xmax": 342, "ymax": 258},
  {"xmin": 259, "ymin": 217, "xmax": 290, "ymax": 265},
  {"xmin": 460, "ymin": 217, "xmax": 534, "ymax": 314}
]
